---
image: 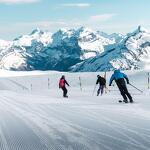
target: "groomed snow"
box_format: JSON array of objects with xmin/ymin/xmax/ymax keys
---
[{"xmin": 0, "ymin": 70, "xmax": 150, "ymax": 150}]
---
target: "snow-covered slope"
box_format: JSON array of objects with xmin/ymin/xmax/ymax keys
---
[
  {"xmin": 0, "ymin": 70, "xmax": 150, "ymax": 150},
  {"xmin": 72, "ymin": 26, "xmax": 150, "ymax": 72}
]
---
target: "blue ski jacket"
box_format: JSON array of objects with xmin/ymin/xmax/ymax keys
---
[{"xmin": 109, "ymin": 70, "xmax": 129, "ymax": 86}]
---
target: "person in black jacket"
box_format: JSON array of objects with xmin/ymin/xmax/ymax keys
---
[
  {"xmin": 59, "ymin": 75, "xmax": 70, "ymax": 98},
  {"xmin": 96, "ymin": 75, "xmax": 106, "ymax": 96}
]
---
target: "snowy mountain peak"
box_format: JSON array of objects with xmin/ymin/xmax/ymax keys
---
[
  {"xmin": 71, "ymin": 26, "xmax": 150, "ymax": 72},
  {"xmin": 0, "ymin": 26, "xmax": 150, "ymax": 71},
  {"xmin": 52, "ymin": 28, "xmax": 75, "ymax": 40},
  {"xmin": 54, "ymin": 28, "xmax": 76, "ymax": 37},
  {"xmin": 131, "ymin": 25, "xmax": 148, "ymax": 36},
  {"xmin": 77, "ymin": 26, "xmax": 93, "ymax": 33},
  {"xmin": 30, "ymin": 28, "xmax": 44, "ymax": 35},
  {"xmin": 12, "ymin": 28, "xmax": 52, "ymax": 47},
  {"xmin": 137, "ymin": 25, "xmax": 147, "ymax": 33},
  {"xmin": 58, "ymin": 28, "xmax": 70, "ymax": 33}
]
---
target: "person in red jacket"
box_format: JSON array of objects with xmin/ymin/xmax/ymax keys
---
[{"xmin": 59, "ymin": 75, "xmax": 70, "ymax": 98}]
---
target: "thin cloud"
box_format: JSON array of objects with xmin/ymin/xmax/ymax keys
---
[
  {"xmin": 62, "ymin": 3, "xmax": 91, "ymax": 8},
  {"xmin": 0, "ymin": 0, "xmax": 40, "ymax": 4},
  {"xmin": 0, "ymin": 21, "xmax": 68, "ymax": 40},
  {"xmin": 16, "ymin": 21, "xmax": 67, "ymax": 28},
  {"xmin": 90, "ymin": 13, "xmax": 117, "ymax": 22}
]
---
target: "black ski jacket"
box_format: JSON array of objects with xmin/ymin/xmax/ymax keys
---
[{"xmin": 96, "ymin": 77, "xmax": 106, "ymax": 85}]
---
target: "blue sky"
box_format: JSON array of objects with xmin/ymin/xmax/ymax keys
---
[{"xmin": 0, "ymin": 0, "xmax": 150, "ymax": 40}]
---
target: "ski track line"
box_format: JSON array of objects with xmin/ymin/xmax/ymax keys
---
[
  {"xmin": 118, "ymin": 123, "xmax": 150, "ymax": 138},
  {"xmin": 84, "ymin": 109, "xmax": 150, "ymax": 149},
  {"xmin": 0, "ymin": 95, "xmax": 117, "ymax": 150},
  {"xmin": 23, "ymin": 99, "xmax": 149, "ymax": 150},
  {"xmin": 8, "ymin": 101, "xmax": 150, "ymax": 149},
  {"xmin": 0, "ymin": 96, "xmax": 61, "ymax": 150},
  {"xmin": 0, "ymin": 94, "xmax": 150, "ymax": 150},
  {"xmin": 43, "ymin": 103, "xmax": 150, "ymax": 150},
  {"xmin": 0, "ymin": 103, "xmax": 50, "ymax": 150},
  {"xmin": 43, "ymin": 105, "xmax": 139, "ymax": 150},
  {"xmin": 6, "ymin": 79, "xmax": 29, "ymax": 91},
  {"xmin": 2, "ymin": 96, "xmax": 111, "ymax": 150},
  {"xmin": 0, "ymin": 95, "xmax": 101, "ymax": 150},
  {"xmin": 3, "ymin": 106, "xmax": 66, "ymax": 150},
  {"xmin": 86, "ymin": 109, "xmax": 150, "ymax": 148},
  {"xmin": 85, "ymin": 110, "xmax": 145, "ymax": 146},
  {"xmin": 41, "ymin": 105, "xmax": 148, "ymax": 150},
  {"xmin": 0, "ymin": 111, "xmax": 40, "ymax": 150},
  {"xmin": 0, "ymin": 123, "xmax": 10, "ymax": 150},
  {"xmin": 63, "ymin": 108, "xmax": 149, "ymax": 149},
  {"xmin": 37, "ymin": 105, "xmax": 113, "ymax": 150},
  {"xmin": 92, "ymin": 108, "xmax": 150, "ymax": 134},
  {"xmin": 89, "ymin": 107, "xmax": 150, "ymax": 131},
  {"xmin": 86, "ymin": 107, "xmax": 150, "ymax": 132}
]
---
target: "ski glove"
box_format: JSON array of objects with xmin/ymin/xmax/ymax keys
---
[{"xmin": 109, "ymin": 84, "xmax": 111, "ymax": 86}]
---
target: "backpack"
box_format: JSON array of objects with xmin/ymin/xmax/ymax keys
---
[{"xmin": 59, "ymin": 79, "xmax": 65, "ymax": 87}]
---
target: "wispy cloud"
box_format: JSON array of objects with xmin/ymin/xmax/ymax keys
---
[
  {"xmin": 90, "ymin": 13, "xmax": 117, "ymax": 22},
  {"xmin": 0, "ymin": 20, "xmax": 68, "ymax": 40},
  {"xmin": 62, "ymin": 3, "xmax": 91, "ymax": 8},
  {"xmin": 0, "ymin": 0, "xmax": 40, "ymax": 4},
  {"xmin": 16, "ymin": 21, "xmax": 67, "ymax": 28}
]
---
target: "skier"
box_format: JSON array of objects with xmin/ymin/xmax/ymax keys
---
[
  {"xmin": 59, "ymin": 75, "xmax": 70, "ymax": 98},
  {"xmin": 109, "ymin": 70, "xmax": 133, "ymax": 103},
  {"xmin": 96, "ymin": 75, "xmax": 106, "ymax": 96}
]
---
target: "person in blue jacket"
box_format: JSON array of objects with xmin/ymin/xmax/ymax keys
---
[{"xmin": 109, "ymin": 70, "xmax": 133, "ymax": 103}]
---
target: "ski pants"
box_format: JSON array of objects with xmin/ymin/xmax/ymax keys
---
[
  {"xmin": 61, "ymin": 86, "xmax": 68, "ymax": 97},
  {"xmin": 97, "ymin": 85, "xmax": 105, "ymax": 96},
  {"xmin": 116, "ymin": 79, "xmax": 132, "ymax": 101}
]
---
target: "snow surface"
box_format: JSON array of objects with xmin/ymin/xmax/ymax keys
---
[{"xmin": 0, "ymin": 70, "xmax": 150, "ymax": 150}]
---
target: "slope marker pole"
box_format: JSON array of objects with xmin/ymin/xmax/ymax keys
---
[
  {"xmin": 92, "ymin": 84, "xmax": 97, "ymax": 96},
  {"xmin": 48, "ymin": 78, "xmax": 50, "ymax": 89},
  {"xmin": 148, "ymin": 72, "xmax": 150, "ymax": 89},
  {"xmin": 79, "ymin": 76, "xmax": 82, "ymax": 91}
]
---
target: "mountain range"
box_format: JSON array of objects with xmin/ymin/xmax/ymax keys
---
[{"xmin": 0, "ymin": 26, "xmax": 149, "ymax": 71}]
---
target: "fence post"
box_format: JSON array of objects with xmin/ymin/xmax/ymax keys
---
[
  {"xmin": 48, "ymin": 78, "xmax": 50, "ymax": 89},
  {"xmin": 148, "ymin": 72, "xmax": 150, "ymax": 89},
  {"xmin": 79, "ymin": 76, "xmax": 82, "ymax": 91},
  {"xmin": 104, "ymin": 72, "xmax": 107, "ymax": 93},
  {"xmin": 31, "ymin": 84, "xmax": 32, "ymax": 91}
]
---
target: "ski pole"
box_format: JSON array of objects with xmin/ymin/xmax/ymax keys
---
[
  {"xmin": 79, "ymin": 77, "xmax": 82, "ymax": 91},
  {"xmin": 92, "ymin": 84, "xmax": 97, "ymax": 96},
  {"xmin": 129, "ymin": 83, "xmax": 143, "ymax": 93},
  {"xmin": 105, "ymin": 86, "xmax": 111, "ymax": 92}
]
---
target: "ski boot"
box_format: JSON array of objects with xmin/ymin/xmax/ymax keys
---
[
  {"xmin": 123, "ymin": 99, "xmax": 128, "ymax": 103},
  {"xmin": 130, "ymin": 99, "xmax": 134, "ymax": 103}
]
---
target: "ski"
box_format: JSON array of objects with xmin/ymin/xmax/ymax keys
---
[
  {"xmin": 118, "ymin": 100, "xmax": 135, "ymax": 103},
  {"xmin": 118, "ymin": 100, "xmax": 129, "ymax": 103},
  {"xmin": 118, "ymin": 100, "xmax": 123, "ymax": 103}
]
